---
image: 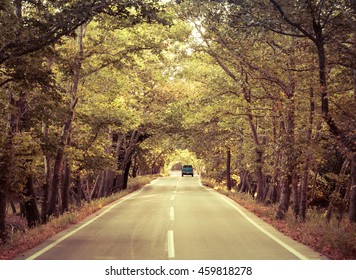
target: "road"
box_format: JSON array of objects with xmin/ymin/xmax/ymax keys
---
[{"xmin": 18, "ymin": 173, "xmax": 326, "ymax": 260}]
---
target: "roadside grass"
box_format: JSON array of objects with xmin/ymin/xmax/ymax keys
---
[
  {"xmin": 0, "ymin": 175, "xmax": 159, "ymax": 260},
  {"xmin": 201, "ymin": 177, "xmax": 356, "ymax": 260}
]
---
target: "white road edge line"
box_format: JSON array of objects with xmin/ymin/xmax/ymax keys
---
[
  {"xmin": 26, "ymin": 187, "xmax": 146, "ymax": 260},
  {"xmin": 205, "ymin": 187, "xmax": 309, "ymax": 260},
  {"xmin": 167, "ymin": 230, "xmax": 175, "ymax": 259}
]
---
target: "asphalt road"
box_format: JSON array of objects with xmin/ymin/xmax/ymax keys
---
[{"xmin": 18, "ymin": 173, "xmax": 326, "ymax": 260}]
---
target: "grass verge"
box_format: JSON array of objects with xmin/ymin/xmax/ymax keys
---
[
  {"xmin": 0, "ymin": 175, "xmax": 159, "ymax": 260},
  {"xmin": 201, "ymin": 177, "xmax": 356, "ymax": 260}
]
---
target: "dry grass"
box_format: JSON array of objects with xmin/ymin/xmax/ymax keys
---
[
  {"xmin": 201, "ymin": 177, "xmax": 356, "ymax": 260},
  {"xmin": 0, "ymin": 175, "xmax": 159, "ymax": 260}
]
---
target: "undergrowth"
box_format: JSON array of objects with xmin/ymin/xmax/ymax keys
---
[
  {"xmin": 201, "ymin": 177, "xmax": 356, "ymax": 260},
  {"xmin": 0, "ymin": 175, "xmax": 159, "ymax": 260}
]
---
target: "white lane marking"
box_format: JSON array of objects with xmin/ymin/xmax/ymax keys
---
[
  {"xmin": 170, "ymin": 207, "xmax": 175, "ymax": 221},
  {"xmin": 170, "ymin": 195, "xmax": 175, "ymax": 201},
  {"xmin": 205, "ymin": 188, "xmax": 309, "ymax": 260},
  {"xmin": 26, "ymin": 187, "xmax": 146, "ymax": 260},
  {"xmin": 167, "ymin": 230, "xmax": 175, "ymax": 258}
]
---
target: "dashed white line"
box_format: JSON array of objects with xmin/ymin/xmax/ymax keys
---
[
  {"xmin": 167, "ymin": 230, "xmax": 175, "ymax": 258},
  {"xmin": 170, "ymin": 207, "xmax": 175, "ymax": 221}
]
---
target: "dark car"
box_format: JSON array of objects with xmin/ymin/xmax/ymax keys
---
[{"xmin": 181, "ymin": 165, "xmax": 194, "ymax": 177}]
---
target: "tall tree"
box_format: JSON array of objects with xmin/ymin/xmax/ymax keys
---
[
  {"xmin": 0, "ymin": 0, "xmax": 170, "ymax": 241},
  {"xmin": 264, "ymin": 0, "xmax": 356, "ymax": 221}
]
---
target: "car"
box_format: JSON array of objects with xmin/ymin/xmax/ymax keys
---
[{"xmin": 181, "ymin": 164, "xmax": 194, "ymax": 177}]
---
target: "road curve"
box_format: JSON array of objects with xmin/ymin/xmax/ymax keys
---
[{"xmin": 17, "ymin": 174, "xmax": 326, "ymax": 260}]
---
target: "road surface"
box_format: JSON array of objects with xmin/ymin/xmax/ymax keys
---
[{"xmin": 18, "ymin": 173, "xmax": 326, "ymax": 260}]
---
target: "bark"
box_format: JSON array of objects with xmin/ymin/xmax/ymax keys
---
[
  {"xmin": 47, "ymin": 150, "xmax": 64, "ymax": 216},
  {"xmin": 0, "ymin": 136, "xmax": 12, "ymax": 242},
  {"xmin": 314, "ymin": 21, "xmax": 356, "ymax": 163},
  {"xmin": 97, "ymin": 171, "xmax": 106, "ymax": 198},
  {"xmin": 114, "ymin": 130, "xmax": 148, "ymax": 191},
  {"xmin": 307, "ymin": 168, "xmax": 319, "ymax": 207},
  {"xmin": 9, "ymin": 200, "xmax": 17, "ymax": 214},
  {"xmin": 292, "ymin": 174, "xmax": 300, "ymax": 218},
  {"xmin": 239, "ymin": 170, "xmax": 250, "ymax": 193},
  {"xmin": 349, "ymin": 153, "xmax": 356, "ymax": 222},
  {"xmin": 23, "ymin": 175, "xmax": 40, "ymax": 228},
  {"xmin": 47, "ymin": 25, "xmax": 83, "ymax": 216},
  {"xmin": 247, "ymin": 112, "xmax": 265, "ymax": 201},
  {"xmin": 40, "ymin": 122, "xmax": 51, "ymax": 223},
  {"xmin": 299, "ymin": 88, "xmax": 315, "ymax": 221},
  {"xmin": 326, "ymin": 159, "xmax": 350, "ymax": 223},
  {"xmin": 299, "ymin": 159, "xmax": 310, "ymax": 220},
  {"xmin": 226, "ymin": 149, "xmax": 232, "ymax": 191},
  {"xmin": 90, "ymin": 174, "xmax": 101, "ymax": 200},
  {"xmin": 104, "ymin": 169, "xmax": 115, "ymax": 196},
  {"xmin": 353, "ymin": 68, "xmax": 356, "ymax": 103},
  {"xmin": 264, "ymin": 182, "xmax": 279, "ymax": 204},
  {"xmin": 276, "ymin": 99, "xmax": 296, "ymax": 220},
  {"xmin": 276, "ymin": 177, "xmax": 292, "ymax": 219},
  {"xmin": 132, "ymin": 155, "xmax": 139, "ymax": 177},
  {"xmin": 0, "ymin": 107, "xmax": 16, "ymax": 241},
  {"xmin": 61, "ymin": 160, "xmax": 70, "ymax": 213},
  {"xmin": 18, "ymin": 91, "xmax": 40, "ymax": 227}
]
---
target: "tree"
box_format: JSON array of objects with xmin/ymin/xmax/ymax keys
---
[
  {"xmin": 263, "ymin": 0, "xmax": 356, "ymax": 221},
  {"xmin": 0, "ymin": 0, "xmax": 169, "ymax": 64},
  {"xmin": 176, "ymin": 0, "xmax": 354, "ymax": 222},
  {"xmin": 0, "ymin": 0, "xmax": 172, "ymax": 241}
]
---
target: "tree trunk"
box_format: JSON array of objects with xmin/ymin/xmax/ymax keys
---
[
  {"xmin": 9, "ymin": 200, "xmax": 17, "ymax": 214},
  {"xmin": 239, "ymin": 170, "xmax": 250, "ymax": 193},
  {"xmin": 61, "ymin": 160, "xmax": 70, "ymax": 213},
  {"xmin": 226, "ymin": 148, "xmax": 232, "ymax": 190},
  {"xmin": 292, "ymin": 174, "xmax": 299, "ymax": 218},
  {"xmin": 90, "ymin": 174, "xmax": 101, "ymax": 200},
  {"xmin": 276, "ymin": 98, "xmax": 296, "ymax": 219},
  {"xmin": 349, "ymin": 153, "xmax": 356, "ymax": 222},
  {"xmin": 276, "ymin": 178, "xmax": 292, "ymax": 220},
  {"xmin": 0, "ymin": 140, "xmax": 13, "ymax": 241},
  {"xmin": 47, "ymin": 25, "xmax": 83, "ymax": 216},
  {"xmin": 307, "ymin": 168, "xmax": 319, "ymax": 207},
  {"xmin": 0, "ymin": 94, "xmax": 17, "ymax": 242},
  {"xmin": 353, "ymin": 68, "xmax": 356, "ymax": 103},
  {"xmin": 47, "ymin": 150, "xmax": 64, "ymax": 216},
  {"xmin": 314, "ymin": 11, "xmax": 356, "ymax": 223},
  {"xmin": 299, "ymin": 88, "xmax": 315, "ymax": 221},
  {"xmin": 299, "ymin": 160, "xmax": 310, "ymax": 221},
  {"xmin": 23, "ymin": 175, "xmax": 40, "ymax": 228},
  {"xmin": 326, "ymin": 158, "xmax": 350, "ymax": 223},
  {"xmin": 314, "ymin": 25, "xmax": 356, "ymax": 172},
  {"xmin": 114, "ymin": 130, "xmax": 148, "ymax": 191},
  {"xmin": 103, "ymin": 169, "xmax": 115, "ymax": 196},
  {"xmin": 0, "ymin": 137, "xmax": 11, "ymax": 241},
  {"xmin": 41, "ymin": 154, "xmax": 51, "ymax": 223},
  {"xmin": 247, "ymin": 112, "xmax": 264, "ymax": 201},
  {"xmin": 97, "ymin": 171, "xmax": 106, "ymax": 198}
]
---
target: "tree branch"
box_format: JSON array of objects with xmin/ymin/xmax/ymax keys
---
[{"xmin": 269, "ymin": 0, "xmax": 317, "ymax": 43}]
